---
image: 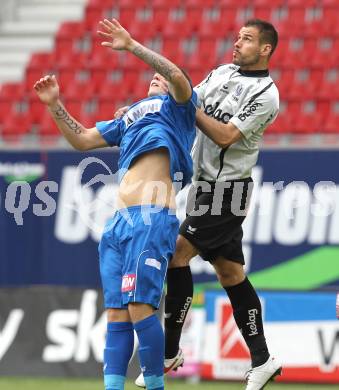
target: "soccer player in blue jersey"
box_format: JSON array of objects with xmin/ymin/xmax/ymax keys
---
[{"xmin": 34, "ymin": 18, "xmax": 197, "ymax": 390}]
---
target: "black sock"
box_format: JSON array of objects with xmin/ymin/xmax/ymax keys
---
[
  {"xmin": 164, "ymin": 266, "xmax": 193, "ymax": 359},
  {"xmin": 224, "ymin": 277, "xmax": 269, "ymax": 367}
]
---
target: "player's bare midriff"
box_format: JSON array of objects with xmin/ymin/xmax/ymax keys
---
[{"xmin": 116, "ymin": 147, "xmax": 176, "ymax": 210}]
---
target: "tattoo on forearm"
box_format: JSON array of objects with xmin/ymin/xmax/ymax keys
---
[
  {"xmin": 132, "ymin": 44, "xmax": 177, "ymax": 81},
  {"xmin": 52, "ymin": 104, "xmax": 82, "ymax": 134}
]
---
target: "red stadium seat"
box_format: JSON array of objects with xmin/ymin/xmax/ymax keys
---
[
  {"xmin": 26, "ymin": 52, "xmax": 55, "ymax": 73},
  {"xmin": 185, "ymin": 7, "xmax": 204, "ymax": 32},
  {"xmin": 253, "ymin": 6, "xmax": 274, "ymax": 20},
  {"xmin": 118, "ymin": 8, "xmax": 138, "ymax": 27},
  {"xmin": 1, "ymin": 111, "xmax": 33, "ymax": 139},
  {"xmin": 323, "ymin": 110, "xmax": 339, "ymax": 133},
  {"xmin": 152, "ymin": 0, "xmax": 181, "ymax": 9},
  {"xmin": 97, "ymin": 101, "xmax": 118, "ymax": 120},
  {"xmin": 161, "ymin": 38, "xmax": 182, "ymax": 56},
  {"xmin": 0, "ymin": 82, "xmax": 26, "ymax": 101},
  {"xmin": 28, "ymin": 90, "xmax": 46, "ymax": 122},
  {"xmin": 78, "ymin": 112, "xmax": 100, "ymax": 128},
  {"xmin": 55, "ymin": 21, "xmax": 86, "ymax": 54},
  {"xmin": 162, "ymin": 19, "xmax": 193, "ymax": 39},
  {"xmin": 198, "ymin": 38, "xmax": 219, "ymax": 58},
  {"xmin": 306, "ymin": 38, "xmax": 338, "ymax": 68},
  {"xmin": 185, "ymin": 51, "xmax": 218, "ymax": 72},
  {"xmin": 199, "ymin": 19, "xmax": 233, "ymax": 39},
  {"xmin": 99, "ymin": 80, "xmax": 129, "ymax": 103},
  {"xmin": 57, "ymin": 52, "xmax": 89, "ymax": 71},
  {"xmin": 64, "ymin": 81, "xmax": 96, "ymax": 101},
  {"xmin": 124, "ymin": 20, "xmax": 156, "ymax": 42},
  {"xmin": 119, "ymin": 0, "xmax": 148, "ymax": 8},
  {"xmin": 85, "ymin": 3, "xmax": 117, "ymax": 29},
  {"xmin": 151, "ymin": 7, "xmax": 171, "ymax": 30},
  {"xmin": 286, "ymin": 0, "xmax": 318, "ymax": 6},
  {"xmin": 294, "ymin": 111, "xmax": 323, "ymax": 134},
  {"xmin": 284, "ymin": 69, "xmax": 321, "ymax": 101},
  {"xmin": 38, "ymin": 112, "xmax": 60, "ymax": 136},
  {"xmin": 219, "ymin": 0, "xmax": 251, "ymax": 6},
  {"xmin": 0, "ymin": 100, "xmax": 12, "ymax": 123},
  {"xmin": 317, "ymin": 72, "xmax": 339, "ymax": 100},
  {"xmin": 189, "ymin": 69, "xmax": 209, "ymax": 86},
  {"xmin": 56, "ymin": 21, "xmax": 86, "ymax": 39},
  {"xmin": 252, "ymin": 0, "xmax": 285, "ymax": 6},
  {"xmin": 184, "ymin": 0, "xmax": 215, "ymax": 8},
  {"xmin": 265, "ymin": 114, "xmax": 291, "ymax": 134},
  {"xmin": 86, "ymin": 0, "xmax": 113, "ymax": 7},
  {"xmin": 56, "ymin": 52, "xmax": 90, "ymax": 86},
  {"xmin": 321, "ymin": 7, "xmax": 339, "ymax": 36}
]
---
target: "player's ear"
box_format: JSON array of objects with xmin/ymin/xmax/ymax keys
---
[{"xmin": 261, "ymin": 43, "xmax": 272, "ymax": 57}]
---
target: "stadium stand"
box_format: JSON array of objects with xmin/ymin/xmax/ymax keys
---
[{"xmin": 0, "ymin": 0, "xmax": 338, "ymax": 143}]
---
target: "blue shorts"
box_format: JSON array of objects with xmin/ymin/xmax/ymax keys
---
[{"xmin": 99, "ymin": 205, "xmax": 179, "ymax": 309}]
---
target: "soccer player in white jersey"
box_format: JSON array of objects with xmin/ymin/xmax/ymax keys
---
[
  {"xmin": 34, "ymin": 18, "xmax": 198, "ymax": 390},
  {"xmin": 136, "ymin": 19, "xmax": 282, "ymax": 390}
]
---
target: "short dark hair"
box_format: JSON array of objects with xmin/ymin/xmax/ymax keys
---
[{"xmin": 244, "ymin": 19, "xmax": 278, "ymax": 57}]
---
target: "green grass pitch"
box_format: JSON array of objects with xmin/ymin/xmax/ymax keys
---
[{"xmin": 0, "ymin": 378, "xmax": 336, "ymax": 390}]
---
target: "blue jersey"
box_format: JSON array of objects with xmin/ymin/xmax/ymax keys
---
[{"xmin": 96, "ymin": 91, "xmax": 197, "ymax": 187}]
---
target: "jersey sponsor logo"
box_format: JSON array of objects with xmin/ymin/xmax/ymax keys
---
[
  {"xmin": 204, "ymin": 102, "xmax": 233, "ymax": 124},
  {"xmin": 187, "ymin": 225, "xmax": 197, "ymax": 235},
  {"xmin": 123, "ymin": 98, "xmax": 163, "ymax": 128},
  {"xmin": 219, "ymin": 302, "xmax": 250, "ymax": 359},
  {"xmin": 121, "ymin": 274, "xmax": 136, "ymax": 292},
  {"xmin": 238, "ymin": 101, "xmax": 263, "ymax": 122},
  {"xmin": 145, "ymin": 257, "xmax": 161, "ymax": 270}
]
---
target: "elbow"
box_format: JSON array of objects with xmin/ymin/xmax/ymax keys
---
[
  {"xmin": 216, "ymin": 139, "xmax": 232, "ymax": 149},
  {"xmin": 172, "ymin": 70, "xmax": 190, "ymax": 90},
  {"xmin": 171, "ymin": 69, "xmax": 185, "ymax": 84},
  {"xmin": 218, "ymin": 127, "xmax": 242, "ymax": 148},
  {"xmin": 73, "ymin": 142, "xmax": 89, "ymax": 151},
  {"xmin": 217, "ymin": 140, "xmax": 230, "ymax": 149},
  {"xmin": 217, "ymin": 134, "xmax": 237, "ymax": 149}
]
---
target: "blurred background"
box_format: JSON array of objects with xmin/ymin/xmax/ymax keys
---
[{"xmin": 0, "ymin": 0, "xmax": 338, "ymax": 387}]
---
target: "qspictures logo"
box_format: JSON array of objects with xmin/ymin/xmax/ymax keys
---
[{"xmin": 0, "ymin": 162, "xmax": 45, "ymax": 183}]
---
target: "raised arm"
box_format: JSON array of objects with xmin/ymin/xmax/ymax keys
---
[
  {"xmin": 97, "ymin": 18, "xmax": 191, "ymax": 103},
  {"xmin": 34, "ymin": 75, "xmax": 108, "ymax": 151}
]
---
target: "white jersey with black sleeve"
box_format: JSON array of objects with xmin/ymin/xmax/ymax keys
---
[{"xmin": 192, "ymin": 64, "xmax": 279, "ymax": 183}]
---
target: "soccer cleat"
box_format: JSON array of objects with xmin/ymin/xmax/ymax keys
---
[
  {"xmin": 245, "ymin": 356, "xmax": 282, "ymax": 390},
  {"xmin": 134, "ymin": 349, "xmax": 185, "ymax": 388}
]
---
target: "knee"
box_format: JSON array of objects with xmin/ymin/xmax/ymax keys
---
[
  {"xmin": 170, "ymin": 235, "xmax": 197, "ymax": 268},
  {"xmin": 215, "ymin": 262, "xmax": 245, "ymax": 287},
  {"xmin": 128, "ymin": 302, "xmax": 154, "ymax": 323},
  {"xmin": 107, "ymin": 308, "xmax": 130, "ymax": 323}
]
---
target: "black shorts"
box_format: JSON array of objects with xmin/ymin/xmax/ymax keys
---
[{"xmin": 179, "ymin": 177, "xmax": 253, "ymax": 264}]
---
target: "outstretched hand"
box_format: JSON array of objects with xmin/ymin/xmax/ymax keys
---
[
  {"xmin": 97, "ymin": 19, "xmax": 134, "ymax": 51},
  {"xmin": 33, "ymin": 75, "xmax": 59, "ymax": 106}
]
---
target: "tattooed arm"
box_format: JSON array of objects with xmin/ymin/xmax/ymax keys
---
[
  {"xmin": 98, "ymin": 18, "xmax": 191, "ymax": 103},
  {"xmin": 34, "ymin": 75, "xmax": 107, "ymax": 150}
]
